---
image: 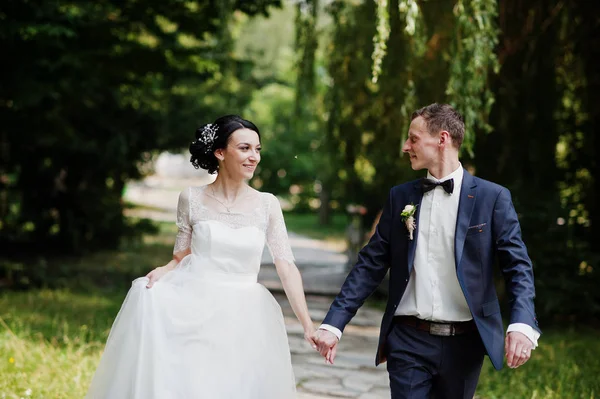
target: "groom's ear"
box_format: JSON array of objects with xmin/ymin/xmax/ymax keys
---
[{"xmin": 439, "ymin": 130, "xmax": 451, "ymax": 147}]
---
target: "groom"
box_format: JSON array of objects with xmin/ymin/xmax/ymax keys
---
[{"xmin": 314, "ymin": 104, "xmax": 540, "ymax": 398}]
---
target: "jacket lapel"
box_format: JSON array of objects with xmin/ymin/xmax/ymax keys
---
[
  {"xmin": 407, "ymin": 180, "xmax": 424, "ymax": 274},
  {"xmin": 454, "ymin": 171, "xmax": 477, "ymax": 268}
]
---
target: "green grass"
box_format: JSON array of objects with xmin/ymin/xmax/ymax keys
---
[
  {"xmin": 1, "ymin": 221, "xmax": 598, "ymax": 398},
  {"xmin": 476, "ymin": 328, "xmax": 599, "ymax": 398},
  {"xmin": 0, "ymin": 290, "xmax": 123, "ymax": 398},
  {"xmin": 0, "ymin": 222, "xmax": 181, "ymax": 398},
  {"xmin": 1, "ymin": 288, "xmax": 598, "ymax": 398},
  {"xmin": 283, "ymin": 212, "xmax": 348, "ymax": 243}
]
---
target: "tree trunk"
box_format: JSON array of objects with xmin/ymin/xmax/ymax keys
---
[{"xmin": 318, "ymin": 181, "xmax": 331, "ymax": 225}]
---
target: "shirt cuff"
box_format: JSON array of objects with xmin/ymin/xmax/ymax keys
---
[
  {"xmin": 507, "ymin": 323, "xmax": 540, "ymax": 349},
  {"xmin": 319, "ymin": 324, "xmax": 342, "ymax": 340}
]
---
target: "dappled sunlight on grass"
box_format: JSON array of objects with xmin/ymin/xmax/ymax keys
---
[
  {"xmin": 0, "ymin": 290, "xmax": 124, "ymax": 397},
  {"xmin": 0, "ymin": 329, "xmax": 102, "ymax": 398},
  {"xmin": 1, "ymin": 288, "xmax": 598, "ymax": 399},
  {"xmin": 476, "ymin": 329, "xmax": 599, "ymax": 398},
  {"xmin": 0, "ymin": 222, "xmax": 597, "ymax": 398},
  {"xmin": 1, "ymin": 290, "xmax": 122, "ymax": 347}
]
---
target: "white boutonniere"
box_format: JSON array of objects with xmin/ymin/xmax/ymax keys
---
[{"xmin": 401, "ymin": 203, "xmax": 418, "ymax": 240}]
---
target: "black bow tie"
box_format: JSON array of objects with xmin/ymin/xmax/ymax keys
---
[{"xmin": 421, "ymin": 178, "xmax": 454, "ymax": 194}]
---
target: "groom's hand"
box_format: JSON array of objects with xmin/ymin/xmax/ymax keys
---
[
  {"xmin": 505, "ymin": 331, "xmax": 533, "ymax": 368},
  {"xmin": 314, "ymin": 329, "xmax": 339, "ymax": 364}
]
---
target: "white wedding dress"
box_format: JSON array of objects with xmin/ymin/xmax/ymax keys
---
[{"xmin": 86, "ymin": 186, "xmax": 297, "ymax": 398}]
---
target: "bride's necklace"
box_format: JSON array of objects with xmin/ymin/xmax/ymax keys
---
[{"xmin": 209, "ymin": 185, "xmax": 247, "ymax": 213}]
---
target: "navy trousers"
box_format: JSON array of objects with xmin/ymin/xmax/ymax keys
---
[{"xmin": 385, "ymin": 321, "xmax": 485, "ymax": 399}]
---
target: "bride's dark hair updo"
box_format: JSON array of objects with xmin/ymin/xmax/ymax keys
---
[{"xmin": 189, "ymin": 115, "xmax": 260, "ymax": 174}]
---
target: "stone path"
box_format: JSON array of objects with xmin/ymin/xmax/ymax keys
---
[
  {"xmin": 124, "ymin": 176, "xmax": 391, "ymax": 398},
  {"xmin": 281, "ymin": 294, "xmax": 390, "ymax": 398}
]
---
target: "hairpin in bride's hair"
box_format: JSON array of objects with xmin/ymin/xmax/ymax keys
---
[{"xmin": 193, "ymin": 123, "xmax": 219, "ymax": 153}]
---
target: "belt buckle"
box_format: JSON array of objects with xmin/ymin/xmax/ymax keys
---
[{"xmin": 429, "ymin": 323, "xmax": 453, "ymax": 336}]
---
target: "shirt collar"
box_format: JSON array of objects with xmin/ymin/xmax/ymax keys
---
[{"xmin": 426, "ymin": 163, "xmax": 463, "ymax": 184}]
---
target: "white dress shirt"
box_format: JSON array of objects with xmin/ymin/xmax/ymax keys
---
[{"xmin": 321, "ymin": 165, "xmax": 539, "ymax": 348}]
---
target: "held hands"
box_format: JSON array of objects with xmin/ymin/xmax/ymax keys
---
[
  {"xmin": 145, "ymin": 265, "xmax": 171, "ymax": 288},
  {"xmin": 304, "ymin": 327, "xmax": 319, "ymax": 350},
  {"xmin": 312, "ymin": 329, "xmax": 339, "ymax": 365},
  {"xmin": 505, "ymin": 331, "xmax": 534, "ymax": 368}
]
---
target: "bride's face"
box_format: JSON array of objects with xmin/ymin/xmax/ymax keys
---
[{"xmin": 215, "ymin": 128, "xmax": 261, "ymax": 180}]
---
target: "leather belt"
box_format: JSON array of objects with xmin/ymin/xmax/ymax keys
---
[{"xmin": 394, "ymin": 316, "xmax": 477, "ymax": 337}]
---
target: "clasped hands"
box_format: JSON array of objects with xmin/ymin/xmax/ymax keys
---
[{"xmin": 311, "ymin": 329, "xmax": 339, "ymax": 364}]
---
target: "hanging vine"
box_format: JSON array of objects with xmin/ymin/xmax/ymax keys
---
[
  {"xmin": 397, "ymin": 0, "xmax": 426, "ymax": 141},
  {"xmin": 371, "ymin": 0, "xmax": 499, "ymax": 154},
  {"xmin": 294, "ymin": 0, "xmax": 319, "ymax": 118},
  {"xmin": 400, "ymin": 0, "xmax": 420, "ymax": 36},
  {"xmin": 371, "ymin": 0, "xmax": 390, "ymax": 84},
  {"xmin": 446, "ymin": 0, "xmax": 499, "ymax": 155}
]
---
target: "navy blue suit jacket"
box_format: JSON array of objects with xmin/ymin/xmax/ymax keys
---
[{"xmin": 322, "ymin": 171, "xmax": 540, "ymax": 370}]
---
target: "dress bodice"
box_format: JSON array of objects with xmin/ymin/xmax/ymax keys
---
[{"xmin": 172, "ymin": 186, "xmax": 294, "ymax": 277}]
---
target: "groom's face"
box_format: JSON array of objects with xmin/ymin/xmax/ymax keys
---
[{"xmin": 402, "ymin": 116, "xmax": 440, "ymax": 171}]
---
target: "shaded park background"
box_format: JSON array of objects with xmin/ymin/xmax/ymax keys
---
[{"xmin": 1, "ymin": 0, "xmax": 599, "ymax": 398}]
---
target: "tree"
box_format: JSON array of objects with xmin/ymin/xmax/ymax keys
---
[
  {"xmin": 321, "ymin": 0, "xmax": 599, "ymax": 320},
  {"xmin": 0, "ymin": 0, "xmax": 281, "ymax": 263},
  {"xmin": 323, "ymin": 0, "xmax": 498, "ymax": 220}
]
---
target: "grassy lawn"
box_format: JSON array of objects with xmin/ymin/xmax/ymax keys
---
[
  {"xmin": 1, "ymin": 287, "xmax": 598, "ymax": 398},
  {"xmin": 283, "ymin": 212, "xmax": 348, "ymax": 244},
  {"xmin": 1, "ymin": 218, "xmax": 598, "ymax": 398},
  {"xmin": 476, "ymin": 328, "xmax": 599, "ymax": 398},
  {"xmin": 0, "ymin": 290, "xmax": 121, "ymax": 398},
  {"xmin": 0, "ymin": 225, "xmax": 175, "ymax": 398}
]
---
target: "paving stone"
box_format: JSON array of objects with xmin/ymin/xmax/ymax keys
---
[
  {"xmin": 358, "ymin": 388, "xmax": 391, "ymax": 399},
  {"xmin": 289, "ymin": 335, "xmax": 317, "ymax": 355},
  {"xmin": 342, "ymin": 378, "xmax": 374, "ymax": 394},
  {"xmin": 298, "ymin": 392, "xmax": 338, "ymax": 399},
  {"xmin": 301, "ymin": 379, "xmax": 360, "ymax": 398}
]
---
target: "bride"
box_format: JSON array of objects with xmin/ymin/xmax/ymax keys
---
[{"xmin": 86, "ymin": 115, "xmax": 317, "ymax": 398}]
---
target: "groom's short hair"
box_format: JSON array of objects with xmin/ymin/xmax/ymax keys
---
[{"xmin": 411, "ymin": 103, "xmax": 465, "ymax": 149}]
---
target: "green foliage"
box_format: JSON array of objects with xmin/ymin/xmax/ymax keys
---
[
  {"xmin": 0, "ymin": 0, "xmax": 281, "ymax": 263},
  {"xmin": 2, "ymin": 219, "xmax": 173, "ymax": 291},
  {"xmin": 247, "ymin": 81, "xmax": 322, "ymax": 203},
  {"xmin": 324, "ymin": 0, "xmax": 425, "ymax": 218},
  {"xmin": 2, "ymin": 0, "xmax": 599, "ymax": 324},
  {"xmin": 282, "ymin": 211, "xmax": 347, "ymax": 242},
  {"xmin": 371, "ymin": 0, "xmax": 390, "ymax": 85},
  {"xmin": 236, "ymin": 0, "xmax": 330, "ymax": 212},
  {"xmin": 317, "ymin": 0, "xmax": 600, "ymax": 322},
  {"xmin": 474, "ymin": 0, "xmax": 600, "ymax": 322},
  {"xmin": 446, "ymin": 0, "xmax": 499, "ymax": 155},
  {"xmin": 476, "ymin": 328, "xmax": 600, "ymax": 398},
  {"xmin": 370, "ymin": 0, "xmax": 498, "ymax": 156}
]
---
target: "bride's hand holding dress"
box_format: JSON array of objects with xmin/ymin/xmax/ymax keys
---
[
  {"xmin": 145, "ymin": 243, "xmax": 190, "ymax": 288},
  {"xmin": 145, "ymin": 265, "xmax": 171, "ymax": 288}
]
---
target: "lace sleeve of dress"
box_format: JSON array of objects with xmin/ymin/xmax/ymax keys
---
[
  {"xmin": 173, "ymin": 187, "xmax": 192, "ymax": 255},
  {"xmin": 266, "ymin": 194, "xmax": 295, "ymax": 264}
]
